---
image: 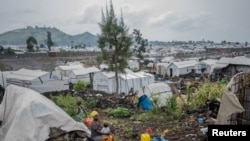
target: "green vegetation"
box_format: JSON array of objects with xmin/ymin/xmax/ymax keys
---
[
  {"xmin": 26, "ymin": 36, "xmax": 37, "ymax": 52},
  {"xmin": 135, "ymin": 112, "xmax": 152, "ymax": 122},
  {"xmin": 50, "ymin": 94, "xmax": 84, "ymax": 118},
  {"xmin": 73, "ymin": 80, "xmax": 87, "ymax": 94},
  {"xmin": 108, "ymin": 107, "xmax": 131, "ymax": 117},
  {"xmin": 46, "ymin": 31, "xmax": 54, "ymax": 51},
  {"xmin": 86, "ymin": 97, "xmax": 98, "ymax": 109},
  {"xmin": 150, "ymin": 94, "xmax": 161, "ymax": 114},
  {"xmin": 166, "ymin": 95, "xmax": 183, "ymax": 119},
  {"xmin": 133, "ymin": 29, "xmax": 148, "ymax": 70},
  {"xmin": 183, "ymin": 80, "xmax": 226, "ymax": 112}
]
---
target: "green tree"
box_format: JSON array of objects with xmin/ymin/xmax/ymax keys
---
[
  {"xmin": 26, "ymin": 36, "xmax": 37, "ymax": 52},
  {"xmin": 97, "ymin": 0, "xmax": 133, "ymax": 94},
  {"xmin": 133, "ymin": 29, "xmax": 148, "ymax": 70},
  {"xmin": 46, "ymin": 31, "xmax": 54, "ymax": 51}
]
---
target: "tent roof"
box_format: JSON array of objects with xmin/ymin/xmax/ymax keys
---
[
  {"xmin": 71, "ymin": 66, "xmax": 100, "ymax": 76},
  {"xmin": 201, "ymin": 59, "xmax": 218, "ymax": 65},
  {"xmin": 156, "ymin": 63, "xmax": 170, "ymax": 67},
  {"xmin": 102, "ymin": 71, "xmax": 115, "ymax": 78},
  {"xmin": 173, "ymin": 60, "xmax": 198, "ymax": 68},
  {"xmin": 6, "ymin": 68, "xmax": 48, "ymax": 81},
  {"xmin": 137, "ymin": 71, "xmax": 154, "ymax": 77},
  {"xmin": 57, "ymin": 65, "xmax": 84, "ymax": 71},
  {"xmin": 213, "ymin": 63, "xmax": 229, "ymax": 69},
  {"xmin": 230, "ymin": 56, "xmax": 250, "ymax": 66},
  {"xmin": 218, "ymin": 57, "xmax": 232, "ymax": 64}
]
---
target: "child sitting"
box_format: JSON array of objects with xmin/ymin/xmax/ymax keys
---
[
  {"xmin": 101, "ymin": 122, "xmax": 111, "ymax": 135},
  {"xmin": 100, "ymin": 122, "xmax": 114, "ymax": 141}
]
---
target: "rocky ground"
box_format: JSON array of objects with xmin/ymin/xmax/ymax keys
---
[{"xmin": 85, "ymin": 93, "xmax": 209, "ymax": 141}]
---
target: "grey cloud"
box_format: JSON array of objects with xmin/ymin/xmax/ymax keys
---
[
  {"xmin": 78, "ymin": 5, "xmax": 102, "ymax": 24},
  {"xmin": 149, "ymin": 12, "xmax": 211, "ymax": 32}
]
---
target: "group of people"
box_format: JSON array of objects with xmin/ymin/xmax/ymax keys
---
[
  {"xmin": 76, "ymin": 101, "xmax": 113, "ymax": 141},
  {"xmin": 76, "ymin": 87, "xmax": 141, "ymax": 141}
]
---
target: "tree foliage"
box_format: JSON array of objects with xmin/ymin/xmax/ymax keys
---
[
  {"xmin": 133, "ymin": 29, "xmax": 148, "ymax": 70},
  {"xmin": 133, "ymin": 29, "xmax": 148, "ymax": 60},
  {"xmin": 26, "ymin": 36, "xmax": 37, "ymax": 52},
  {"xmin": 97, "ymin": 0, "xmax": 133, "ymax": 94},
  {"xmin": 47, "ymin": 31, "xmax": 54, "ymax": 51}
]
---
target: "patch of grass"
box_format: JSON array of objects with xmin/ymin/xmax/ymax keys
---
[{"xmin": 134, "ymin": 112, "xmax": 152, "ymax": 122}]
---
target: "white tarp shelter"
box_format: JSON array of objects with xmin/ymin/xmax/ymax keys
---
[
  {"xmin": 93, "ymin": 71, "xmax": 116, "ymax": 94},
  {"xmin": 196, "ymin": 59, "xmax": 218, "ymax": 74},
  {"xmin": 55, "ymin": 65, "xmax": 84, "ymax": 79},
  {"xmin": 138, "ymin": 82, "xmax": 173, "ymax": 107},
  {"xmin": 156, "ymin": 63, "xmax": 170, "ymax": 77},
  {"xmin": 136, "ymin": 71, "xmax": 155, "ymax": 84},
  {"xmin": 68, "ymin": 66, "xmax": 100, "ymax": 84},
  {"xmin": 5, "ymin": 68, "xmax": 68, "ymax": 93},
  {"xmin": 93, "ymin": 69, "xmax": 155, "ymax": 94},
  {"xmin": 167, "ymin": 60, "xmax": 198, "ymax": 77},
  {"xmin": 0, "ymin": 85, "xmax": 90, "ymax": 141}
]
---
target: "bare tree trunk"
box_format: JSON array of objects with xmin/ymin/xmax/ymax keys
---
[{"xmin": 115, "ymin": 56, "xmax": 119, "ymax": 94}]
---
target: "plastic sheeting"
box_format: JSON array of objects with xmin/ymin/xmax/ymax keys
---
[
  {"xmin": 0, "ymin": 85, "xmax": 90, "ymax": 141},
  {"xmin": 217, "ymin": 73, "xmax": 245, "ymax": 124},
  {"xmin": 138, "ymin": 82, "xmax": 173, "ymax": 107}
]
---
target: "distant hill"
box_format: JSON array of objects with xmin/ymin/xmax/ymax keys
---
[{"xmin": 0, "ymin": 26, "xmax": 98, "ymax": 46}]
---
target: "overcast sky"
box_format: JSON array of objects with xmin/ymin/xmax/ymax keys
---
[{"xmin": 0, "ymin": 0, "xmax": 250, "ymax": 43}]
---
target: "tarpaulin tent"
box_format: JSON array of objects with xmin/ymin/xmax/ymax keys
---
[
  {"xmin": 0, "ymin": 85, "xmax": 90, "ymax": 141},
  {"xmin": 138, "ymin": 82, "xmax": 173, "ymax": 107}
]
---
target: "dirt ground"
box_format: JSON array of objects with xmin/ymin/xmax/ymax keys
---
[{"xmin": 77, "ymin": 93, "xmax": 209, "ymax": 141}]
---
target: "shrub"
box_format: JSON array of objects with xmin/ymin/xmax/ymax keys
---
[
  {"xmin": 150, "ymin": 94, "xmax": 161, "ymax": 114},
  {"xmin": 86, "ymin": 97, "xmax": 98, "ymax": 109},
  {"xmin": 73, "ymin": 80, "xmax": 86, "ymax": 94},
  {"xmin": 50, "ymin": 94, "xmax": 85, "ymax": 118},
  {"xmin": 166, "ymin": 95, "xmax": 183, "ymax": 119},
  {"xmin": 108, "ymin": 107, "xmax": 131, "ymax": 117}
]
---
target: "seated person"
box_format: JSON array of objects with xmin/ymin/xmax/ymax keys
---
[{"xmin": 90, "ymin": 114, "xmax": 110, "ymax": 141}]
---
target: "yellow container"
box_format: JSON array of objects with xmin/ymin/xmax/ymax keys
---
[{"xmin": 140, "ymin": 133, "xmax": 150, "ymax": 141}]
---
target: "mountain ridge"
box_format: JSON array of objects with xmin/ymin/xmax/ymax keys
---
[{"xmin": 0, "ymin": 26, "xmax": 98, "ymax": 46}]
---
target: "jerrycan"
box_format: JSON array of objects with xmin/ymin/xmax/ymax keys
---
[{"xmin": 140, "ymin": 133, "xmax": 150, "ymax": 141}]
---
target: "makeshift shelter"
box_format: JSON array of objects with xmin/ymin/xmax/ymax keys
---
[
  {"xmin": 167, "ymin": 60, "xmax": 198, "ymax": 77},
  {"xmin": 209, "ymin": 57, "xmax": 230, "ymax": 74},
  {"xmin": 136, "ymin": 71, "xmax": 155, "ymax": 85},
  {"xmin": 93, "ymin": 71, "xmax": 116, "ymax": 94},
  {"xmin": 217, "ymin": 72, "xmax": 249, "ymax": 124},
  {"xmin": 93, "ymin": 69, "xmax": 155, "ymax": 94},
  {"xmin": 155, "ymin": 63, "xmax": 170, "ymax": 77},
  {"xmin": 137, "ymin": 82, "xmax": 173, "ymax": 107},
  {"xmin": 196, "ymin": 59, "xmax": 218, "ymax": 74},
  {"xmin": 55, "ymin": 65, "xmax": 84, "ymax": 79},
  {"xmin": 5, "ymin": 68, "xmax": 68, "ymax": 93},
  {"xmin": 0, "ymin": 85, "xmax": 90, "ymax": 141},
  {"xmin": 68, "ymin": 66, "xmax": 100, "ymax": 84}
]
